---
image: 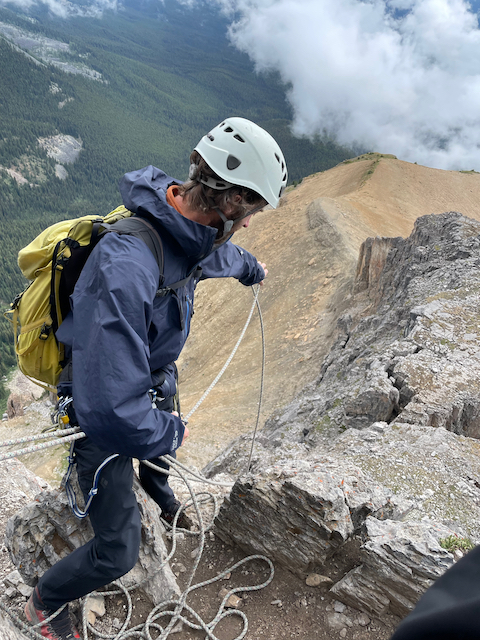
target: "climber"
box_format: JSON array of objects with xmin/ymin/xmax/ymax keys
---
[{"xmin": 24, "ymin": 116, "xmax": 288, "ymax": 640}]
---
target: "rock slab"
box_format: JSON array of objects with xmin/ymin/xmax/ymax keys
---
[
  {"xmin": 330, "ymin": 518, "xmax": 455, "ymax": 617},
  {"xmin": 5, "ymin": 476, "xmax": 180, "ymax": 606}
]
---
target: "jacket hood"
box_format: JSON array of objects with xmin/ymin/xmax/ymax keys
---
[{"xmin": 120, "ymin": 165, "xmax": 217, "ymax": 261}]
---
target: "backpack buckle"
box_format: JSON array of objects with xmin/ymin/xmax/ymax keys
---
[
  {"xmin": 11, "ymin": 292, "xmax": 23, "ymax": 310},
  {"xmin": 39, "ymin": 324, "xmax": 51, "ymax": 340},
  {"xmin": 156, "ymin": 287, "xmax": 172, "ymax": 298}
]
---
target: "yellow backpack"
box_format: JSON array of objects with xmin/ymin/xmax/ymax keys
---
[{"xmin": 5, "ymin": 207, "xmax": 164, "ymax": 391}]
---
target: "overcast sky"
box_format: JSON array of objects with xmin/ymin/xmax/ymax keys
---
[{"xmin": 3, "ymin": 0, "xmax": 480, "ymax": 170}]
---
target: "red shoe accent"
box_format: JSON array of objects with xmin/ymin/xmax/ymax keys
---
[{"xmin": 24, "ymin": 587, "xmax": 80, "ymax": 640}]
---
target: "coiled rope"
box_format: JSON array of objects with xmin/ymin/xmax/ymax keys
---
[{"xmin": 0, "ymin": 285, "xmax": 269, "ymax": 639}]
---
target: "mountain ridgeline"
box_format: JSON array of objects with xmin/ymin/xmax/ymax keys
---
[{"xmin": 0, "ymin": 0, "xmax": 355, "ymax": 405}]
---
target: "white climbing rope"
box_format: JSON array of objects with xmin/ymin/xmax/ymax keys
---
[
  {"xmin": 245, "ymin": 287, "xmax": 266, "ymax": 473},
  {"xmin": 184, "ymin": 284, "xmax": 261, "ymax": 422},
  {"xmin": 0, "ymin": 427, "xmax": 80, "ymax": 448},
  {"xmin": 0, "ymin": 430, "xmax": 85, "ymax": 463}
]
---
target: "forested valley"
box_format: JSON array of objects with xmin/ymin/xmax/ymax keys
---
[{"xmin": 0, "ymin": 0, "xmax": 355, "ymax": 409}]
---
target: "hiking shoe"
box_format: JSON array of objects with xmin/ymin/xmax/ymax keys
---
[
  {"xmin": 161, "ymin": 500, "xmax": 193, "ymax": 530},
  {"xmin": 25, "ymin": 586, "xmax": 80, "ymax": 640}
]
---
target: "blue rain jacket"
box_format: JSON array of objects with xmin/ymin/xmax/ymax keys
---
[{"xmin": 56, "ymin": 166, "xmax": 265, "ymax": 460}]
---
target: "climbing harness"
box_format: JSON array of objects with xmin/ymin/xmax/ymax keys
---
[{"xmin": 0, "ymin": 285, "xmax": 268, "ymax": 638}]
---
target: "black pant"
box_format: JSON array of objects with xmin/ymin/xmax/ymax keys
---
[
  {"xmin": 139, "ymin": 451, "xmax": 177, "ymax": 514},
  {"xmin": 38, "ymin": 396, "xmax": 177, "ymax": 610},
  {"xmin": 38, "ymin": 437, "xmax": 142, "ymax": 611}
]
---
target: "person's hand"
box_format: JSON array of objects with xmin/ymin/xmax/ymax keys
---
[
  {"xmin": 258, "ymin": 261, "xmax": 268, "ymax": 285},
  {"xmin": 172, "ymin": 411, "xmax": 189, "ymax": 445}
]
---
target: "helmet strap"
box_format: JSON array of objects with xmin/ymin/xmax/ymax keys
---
[{"xmin": 214, "ymin": 208, "xmax": 234, "ymax": 235}]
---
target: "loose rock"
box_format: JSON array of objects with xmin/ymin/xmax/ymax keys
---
[{"xmin": 306, "ymin": 573, "xmax": 332, "ymax": 587}]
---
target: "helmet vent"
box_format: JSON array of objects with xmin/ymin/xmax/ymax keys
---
[
  {"xmin": 207, "ymin": 134, "xmax": 215, "ymax": 141},
  {"xmin": 275, "ymin": 153, "xmax": 280, "ymax": 163},
  {"xmin": 234, "ymin": 134, "xmax": 245, "ymax": 143},
  {"xmin": 225, "ymin": 126, "xmax": 234, "ymax": 133},
  {"xmin": 227, "ymin": 154, "xmax": 241, "ymax": 170}
]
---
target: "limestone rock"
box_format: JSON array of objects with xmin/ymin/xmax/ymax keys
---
[
  {"xmin": 356, "ymin": 612, "xmax": 371, "ymax": 626},
  {"xmin": 330, "ymin": 518, "xmax": 455, "ymax": 617},
  {"xmin": 215, "ymin": 470, "xmax": 353, "ymax": 575},
  {"xmin": 214, "ymin": 459, "xmax": 403, "ymax": 576},
  {"xmin": 6, "ymin": 395, "xmax": 24, "ymax": 419},
  {"xmin": 326, "ymin": 611, "xmax": 353, "ymax": 630},
  {"xmin": 85, "ymin": 594, "xmax": 105, "ymax": 617},
  {"xmin": 5, "ymin": 476, "xmax": 180, "ymax": 606},
  {"xmin": 218, "ymin": 587, "xmax": 242, "ymax": 609},
  {"xmin": 0, "ymin": 612, "xmax": 30, "ymax": 640},
  {"xmin": 306, "ymin": 573, "xmax": 332, "ymax": 587},
  {"xmin": 326, "ymin": 422, "xmax": 480, "ymax": 540}
]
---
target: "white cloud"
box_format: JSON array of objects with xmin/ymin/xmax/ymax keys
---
[{"xmin": 207, "ymin": 0, "xmax": 480, "ymax": 170}]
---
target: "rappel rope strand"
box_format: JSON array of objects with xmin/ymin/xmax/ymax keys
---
[
  {"xmin": 245, "ymin": 286, "xmax": 265, "ymax": 474},
  {"xmin": 0, "ymin": 430, "xmax": 86, "ymax": 463},
  {"xmin": 0, "ymin": 427, "xmax": 80, "ymax": 448},
  {"xmin": 183, "ymin": 284, "xmax": 261, "ymax": 422},
  {"xmin": 143, "ymin": 457, "xmax": 233, "ymax": 488}
]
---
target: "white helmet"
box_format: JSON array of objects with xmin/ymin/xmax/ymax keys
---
[{"xmin": 194, "ymin": 117, "xmax": 288, "ymax": 208}]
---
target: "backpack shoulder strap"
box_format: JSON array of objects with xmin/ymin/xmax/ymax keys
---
[
  {"xmin": 107, "ymin": 216, "xmax": 202, "ymax": 295},
  {"xmin": 108, "ymin": 217, "xmax": 165, "ymax": 286}
]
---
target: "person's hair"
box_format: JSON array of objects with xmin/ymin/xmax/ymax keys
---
[{"xmin": 178, "ymin": 151, "xmax": 267, "ymax": 217}]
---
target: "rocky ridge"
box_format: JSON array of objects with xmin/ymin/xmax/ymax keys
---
[{"xmin": 206, "ymin": 212, "xmax": 480, "ymax": 617}]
